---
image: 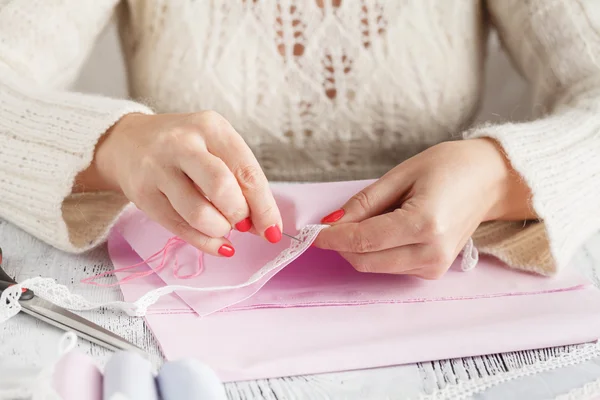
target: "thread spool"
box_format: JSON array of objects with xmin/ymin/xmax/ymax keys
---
[
  {"xmin": 157, "ymin": 359, "xmax": 226, "ymax": 400},
  {"xmin": 103, "ymin": 351, "xmax": 158, "ymax": 400},
  {"xmin": 53, "ymin": 350, "xmax": 103, "ymax": 400}
]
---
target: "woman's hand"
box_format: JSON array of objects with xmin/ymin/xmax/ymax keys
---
[
  {"xmin": 79, "ymin": 111, "xmax": 283, "ymax": 257},
  {"xmin": 313, "ymin": 139, "xmax": 535, "ymax": 279}
]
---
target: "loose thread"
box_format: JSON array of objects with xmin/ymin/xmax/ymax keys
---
[
  {"xmin": 82, "ymin": 232, "xmax": 233, "ymax": 286},
  {"xmin": 81, "ymin": 237, "xmax": 198, "ymax": 287}
]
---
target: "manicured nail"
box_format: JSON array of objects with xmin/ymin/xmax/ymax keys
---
[
  {"xmin": 235, "ymin": 217, "xmax": 252, "ymax": 232},
  {"xmin": 218, "ymin": 245, "xmax": 235, "ymax": 257},
  {"xmin": 264, "ymin": 225, "xmax": 282, "ymax": 243},
  {"xmin": 321, "ymin": 209, "xmax": 345, "ymax": 224}
]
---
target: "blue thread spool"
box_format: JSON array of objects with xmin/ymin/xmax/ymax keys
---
[{"xmin": 157, "ymin": 359, "xmax": 226, "ymax": 400}]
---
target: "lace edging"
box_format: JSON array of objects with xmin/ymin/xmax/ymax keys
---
[
  {"xmin": 460, "ymin": 237, "xmax": 479, "ymax": 271},
  {"xmin": 0, "ymin": 225, "xmax": 325, "ymax": 323},
  {"xmin": 555, "ymin": 376, "xmax": 600, "ymax": 400},
  {"xmin": 418, "ymin": 341, "xmax": 600, "ymax": 400}
]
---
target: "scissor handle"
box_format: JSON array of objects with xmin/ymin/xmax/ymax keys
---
[
  {"xmin": 0, "ymin": 263, "xmax": 15, "ymax": 284},
  {"xmin": 0, "ymin": 247, "xmax": 34, "ymax": 300}
]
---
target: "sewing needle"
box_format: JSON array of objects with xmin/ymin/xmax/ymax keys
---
[{"xmin": 282, "ymin": 232, "xmax": 301, "ymax": 242}]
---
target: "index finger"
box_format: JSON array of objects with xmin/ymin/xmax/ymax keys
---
[
  {"xmin": 199, "ymin": 113, "xmax": 283, "ymax": 243},
  {"xmin": 313, "ymin": 209, "xmax": 422, "ymax": 253}
]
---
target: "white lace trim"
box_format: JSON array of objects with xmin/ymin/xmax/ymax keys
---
[
  {"xmin": 0, "ymin": 225, "xmax": 480, "ymax": 324},
  {"xmin": 419, "ymin": 341, "xmax": 600, "ymax": 400},
  {"xmin": 460, "ymin": 237, "xmax": 479, "ymax": 271},
  {"xmin": 555, "ymin": 377, "xmax": 600, "ymax": 400},
  {"xmin": 0, "ymin": 225, "xmax": 324, "ymax": 323}
]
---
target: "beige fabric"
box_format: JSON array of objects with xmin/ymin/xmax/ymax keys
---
[{"xmin": 0, "ymin": 0, "xmax": 599, "ymax": 275}]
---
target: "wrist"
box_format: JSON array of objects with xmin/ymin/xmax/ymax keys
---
[{"xmin": 473, "ymin": 138, "xmax": 536, "ymax": 221}]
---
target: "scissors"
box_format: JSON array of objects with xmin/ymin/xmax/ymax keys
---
[{"xmin": 0, "ymin": 247, "xmax": 145, "ymax": 355}]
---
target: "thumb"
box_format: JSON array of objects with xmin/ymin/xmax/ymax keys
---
[{"xmin": 320, "ymin": 167, "xmax": 413, "ymax": 225}]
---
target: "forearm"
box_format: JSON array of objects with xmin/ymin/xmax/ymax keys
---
[{"xmin": 0, "ymin": 66, "xmax": 152, "ymax": 252}]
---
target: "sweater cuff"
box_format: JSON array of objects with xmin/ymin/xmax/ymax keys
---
[
  {"xmin": 472, "ymin": 221, "xmax": 554, "ymax": 276},
  {"xmin": 0, "ymin": 68, "xmax": 154, "ymax": 252},
  {"xmin": 465, "ymin": 106, "xmax": 600, "ymax": 273}
]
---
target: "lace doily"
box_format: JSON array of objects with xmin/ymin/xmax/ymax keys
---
[
  {"xmin": 419, "ymin": 341, "xmax": 600, "ymax": 400},
  {"xmin": 555, "ymin": 376, "xmax": 600, "ymax": 400}
]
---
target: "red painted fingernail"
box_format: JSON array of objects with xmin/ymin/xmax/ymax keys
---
[
  {"xmin": 321, "ymin": 209, "xmax": 345, "ymax": 224},
  {"xmin": 218, "ymin": 245, "xmax": 235, "ymax": 257},
  {"xmin": 235, "ymin": 217, "xmax": 252, "ymax": 232},
  {"xmin": 264, "ymin": 225, "xmax": 282, "ymax": 243}
]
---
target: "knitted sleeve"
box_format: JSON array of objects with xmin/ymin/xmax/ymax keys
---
[
  {"xmin": 0, "ymin": 0, "xmax": 153, "ymax": 253},
  {"xmin": 467, "ymin": 0, "xmax": 600, "ymax": 275}
]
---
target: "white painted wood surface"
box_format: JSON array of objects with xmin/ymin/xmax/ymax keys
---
[{"xmin": 1, "ymin": 219, "xmax": 599, "ymax": 399}]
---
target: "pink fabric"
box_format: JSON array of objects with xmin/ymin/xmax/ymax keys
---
[
  {"xmin": 228, "ymin": 247, "xmax": 586, "ymax": 310},
  {"xmin": 108, "ymin": 233, "xmax": 190, "ymax": 314},
  {"xmin": 107, "ymin": 180, "xmax": 600, "ymax": 382},
  {"xmin": 115, "ymin": 211, "xmax": 300, "ymax": 316},
  {"xmin": 82, "ymin": 237, "xmax": 196, "ymax": 287},
  {"xmin": 145, "ymin": 288, "xmax": 600, "ymax": 382}
]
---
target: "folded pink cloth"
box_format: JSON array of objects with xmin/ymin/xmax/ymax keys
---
[{"xmin": 108, "ymin": 180, "xmax": 600, "ymax": 381}]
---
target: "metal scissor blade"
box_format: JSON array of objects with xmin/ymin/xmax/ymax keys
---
[{"xmin": 20, "ymin": 297, "xmax": 146, "ymax": 356}]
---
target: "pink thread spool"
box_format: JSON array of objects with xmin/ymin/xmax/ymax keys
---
[{"xmin": 53, "ymin": 350, "xmax": 102, "ymax": 400}]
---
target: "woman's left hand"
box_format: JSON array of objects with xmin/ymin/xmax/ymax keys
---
[{"xmin": 313, "ymin": 138, "xmax": 536, "ymax": 279}]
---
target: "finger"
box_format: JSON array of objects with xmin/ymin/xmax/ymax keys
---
[
  {"xmin": 140, "ymin": 190, "xmax": 235, "ymax": 257},
  {"xmin": 197, "ymin": 112, "xmax": 282, "ymax": 242},
  {"xmin": 313, "ymin": 209, "xmax": 423, "ymax": 253},
  {"xmin": 340, "ymin": 243, "xmax": 448, "ymax": 278},
  {"xmin": 339, "ymin": 245, "xmax": 426, "ymax": 274},
  {"xmin": 321, "ymin": 167, "xmax": 413, "ymax": 225},
  {"xmin": 178, "ymin": 142, "xmax": 250, "ymax": 229},
  {"xmin": 158, "ymin": 171, "xmax": 231, "ymax": 238}
]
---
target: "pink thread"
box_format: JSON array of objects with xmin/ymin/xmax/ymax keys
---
[
  {"xmin": 82, "ymin": 232, "xmax": 233, "ymax": 286},
  {"xmin": 81, "ymin": 237, "xmax": 202, "ymax": 287}
]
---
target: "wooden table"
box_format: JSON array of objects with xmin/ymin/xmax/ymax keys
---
[{"xmin": 1, "ymin": 219, "xmax": 599, "ymax": 399}]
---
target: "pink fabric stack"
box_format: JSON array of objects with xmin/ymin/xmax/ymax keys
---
[{"xmin": 108, "ymin": 181, "xmax": 600, "ymax": 382}]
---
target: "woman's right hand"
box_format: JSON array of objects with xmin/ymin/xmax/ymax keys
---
[{"xmin": 90, "ymin": 111, "xmax": 283, "ymax": 257}]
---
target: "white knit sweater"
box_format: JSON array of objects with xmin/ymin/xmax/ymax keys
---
[{"xmin": 0, "ymin": 0, "xmax": 599, "ymax": 276}]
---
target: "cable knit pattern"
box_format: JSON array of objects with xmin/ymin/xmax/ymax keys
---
[
  {"xmin": 117, "ymin": 0, "xmax": 485, "ymax": 180},
  {"xmin": 0, "ymin": 0, "xmax": 599, "ymax": 274},
  {"xmin": 0, "ymin": 0, "xmax": 153, "ymax": 252}
]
